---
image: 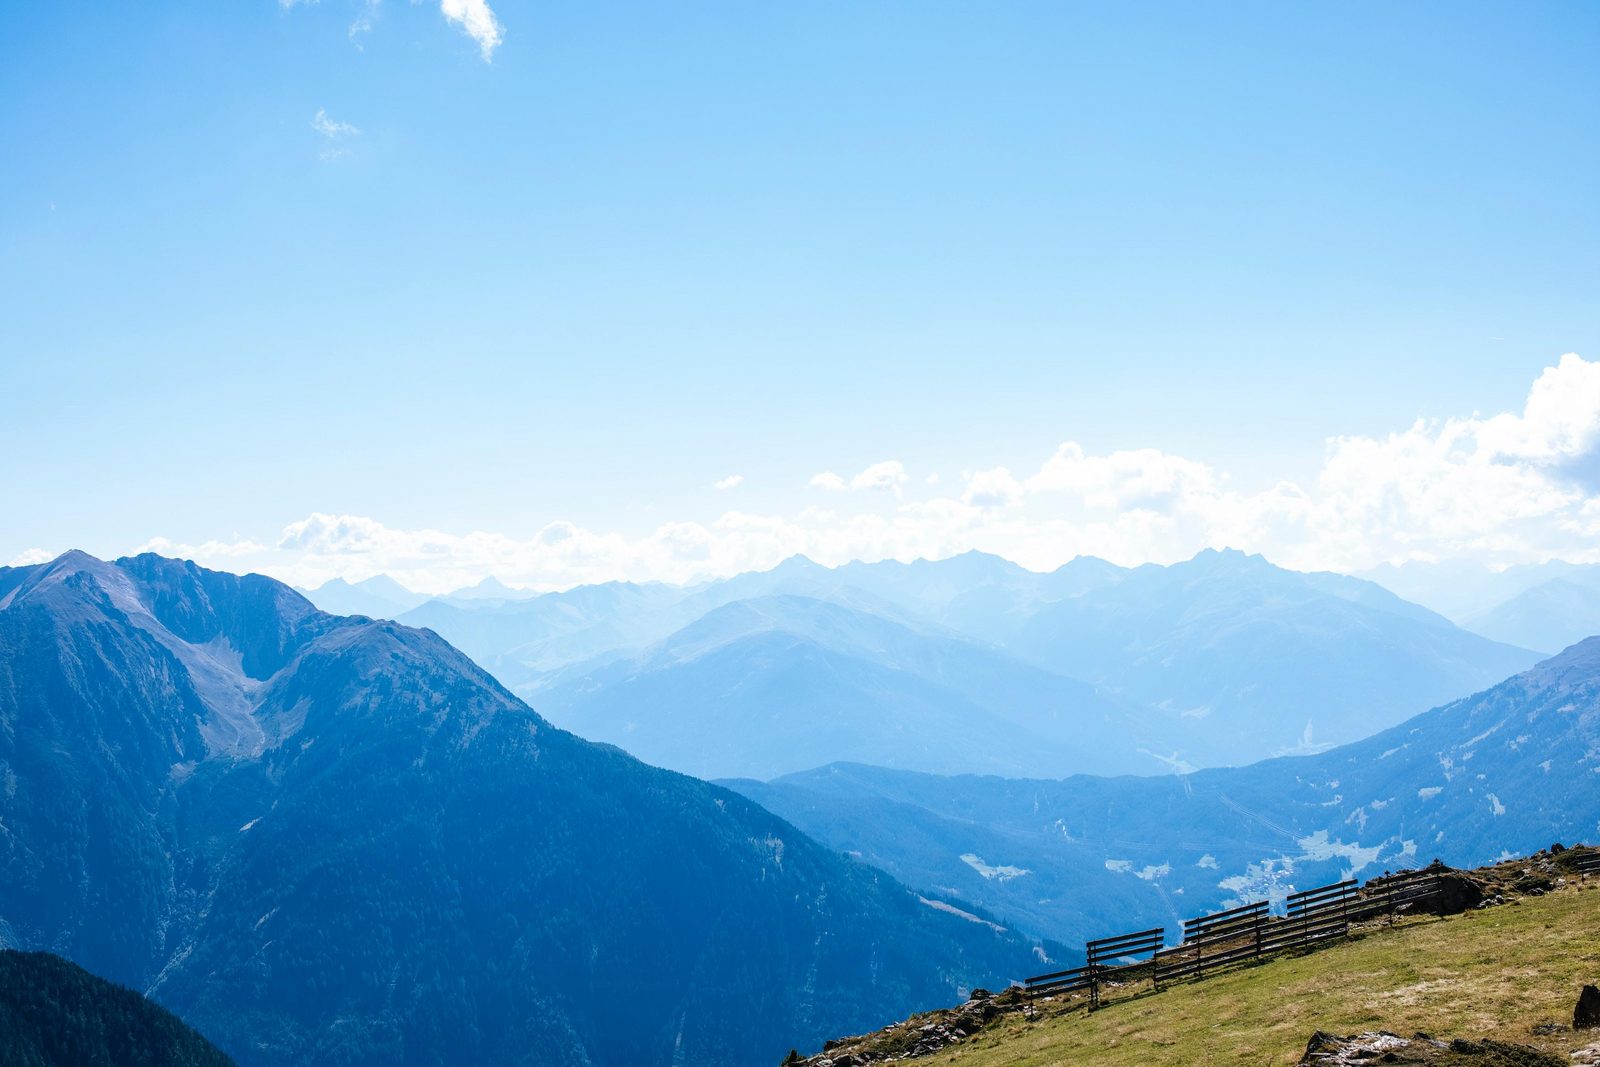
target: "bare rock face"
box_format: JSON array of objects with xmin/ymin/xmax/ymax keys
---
[
  {"xmin": 786, "ymin": 989, "xmax": 1026, "ymax": 1065},
  {"xmin": 1576, "ymin": 985, "xmax": 1600, "ymax": 1030},
  {"xmin": 1430, "ymin": 872, "xmax": 1487, "ymax": 914},
  {"xmin": 1296, "ymin": 1031, "xmax": 1564, "ymax": 1066}
]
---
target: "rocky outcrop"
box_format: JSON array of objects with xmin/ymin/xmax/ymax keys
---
[
  {"xmin": 787, "ymin": 988, "xmax": 1028, "ymax": 1065},
  {"xmin": 1297, "ymin": 1031, "xmax": 1564, "ymax": 1066},
  {"xmin": 1577, "ymin": 985, "xmax": 1600, "ymax": 1030}
]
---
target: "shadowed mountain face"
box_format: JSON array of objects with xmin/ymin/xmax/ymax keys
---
[
  {"xmin": 0, "ymin": 553, "xmax": 1042, "ymax": 1067},
  {"xmin": 0, "ymin": 950, "xmax": 235, "ymax": 1067},
  {"xmin": 727, "ymin": 638, "xmax": 1600, "ymax": 946}
]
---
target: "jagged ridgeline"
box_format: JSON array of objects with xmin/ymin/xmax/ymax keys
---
[{"xmin": 0, "ymin": 552, "xmax": 1048, "ymax": 1067}]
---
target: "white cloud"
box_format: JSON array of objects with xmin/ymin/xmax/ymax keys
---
[
  {"xmin": 284, "ymin": 0, "xmax": 504, "ymax": 60},
  {"xmin": 811, "ymin": 460, "xmax": 910, "ymax": 495},
  {"xmin": 963, "ymin": 467, "xmax": 1024, "ymax": 509},
  {"xmin": 349, "ymin": 0, "xmax": 380, "ymax": 43},
  {"xmin": 809, "ymin": 472, "xmax": 848, "ymax": 491},
  {"xmin": 137, "ymin": 537, "xmax": 271, "ymax": 561},
  {"xmin": 311, "ymin": 108, "xmax": 359, "ymax": 139},
  {"xmin": 118, "ymin": 354, "xmax": 1600, "ymax": 592},
  {"xmin": 308, "ymin": 108, "xmax": 360, "ymax": 158},
  {"xmin": 440, "ymin": 0, "xmax": 503, "ymax": 60},
  {"xmin": 7, "ymin": 548, "xmax": 53, "ymax": 567},
  {"xmin": 1025, "ymin": 443, "xmax": 1217, "ymax": 509},
  {"xmin": 1476, "ymin": 353, "xmax": 1600, "ymax": 466},
  {"xmin": 713, "ymin": 475, "xmax": 744, "ymax": 491}
]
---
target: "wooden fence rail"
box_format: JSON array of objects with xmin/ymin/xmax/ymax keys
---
[
  {"xmin": 1023, "ymin": 849, "xmax": 1599, "ymax": 1009},
  {"xmin": 1561, "ymin": 851, "xmax": 1600, "ymax": 876},
  {"xmin": 1085, "ymin": 927, "xmax": 1164, "ymax": 1007}
]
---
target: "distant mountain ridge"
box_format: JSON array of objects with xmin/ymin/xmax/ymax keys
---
[
  {"xmin": 290, "ymin": 551, "xmax": 1552, "ymax": 777},
  {"xmin": 390, "ymin": 548, "xmax": 1540, "ymax": 774},
  {"xmin": 1462, "ymin": 577, "xmax": 1600, "ymax": 654},
  {"xmin": 1010, "ymin": 548, "xmax": 1540, "ymax": 763},
  {"xmin": 1358, "ymin": 558, "xmax": 1600, "ymax": 655},
  {"xmin": 295, "ymin": 573, "xmax": 430, "ymax": 618},
  {"xmin": 530, "ymin": 593, "xmax": 1153, "ymax": 779},
  {"xmin": 727, "ymin": 636, "xmax": 1600, "ymax": 945},
  {"xmin": 0, "ymin": 551, "xmax": 1042, "ymax": 1066}
]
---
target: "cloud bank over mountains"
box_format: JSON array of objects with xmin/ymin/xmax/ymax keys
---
[{"xmin": 14, "ymin": 354, "xmax": 1598, "ymax": 593}]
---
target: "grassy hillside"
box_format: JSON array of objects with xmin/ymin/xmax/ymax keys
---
[{"xmin": 814, "ymin": 880, "xmax": 1600, "ymax": 1066}]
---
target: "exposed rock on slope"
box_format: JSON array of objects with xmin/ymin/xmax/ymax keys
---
[{"xmin": 1296, "ymin": 1032, "xmax": 1564, "ymax": 1066}]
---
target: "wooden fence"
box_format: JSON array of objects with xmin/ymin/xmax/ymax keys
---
[
  {"xmin": 1085, "ymin": 928, "xmax": 1164, "ymax": 1007},
  {"xmin": 1022, "ymin": 848, "xmax": 1597, "ymax": 1007},
  {"xmin": 1563, "ymin": 850, "xmax": 1600, "ymax": 877}
]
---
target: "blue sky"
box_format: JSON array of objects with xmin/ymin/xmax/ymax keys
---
[{"xmin": 3, "ymin": 2, "xmax": 1598, "ymax": 589}]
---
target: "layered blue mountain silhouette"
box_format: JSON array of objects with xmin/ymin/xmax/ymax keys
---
[
  {"xmin": 529, "ymin": 594, "xmax": 1152, "ymax": 779},
  {"xmin": 1462, "ymin": 577, "xmax": 1600, "ymax": 655},
  {"xmin": 294, "ymin": 573, "xmax": 429, "ymax": 618},
  {"xmin": 377, "ymin": 549, "xmax": 1539, "ymax": 775},
  {"xmin": 1008, "ymin": 548, "xmax": 1539, "ymax": 764},
  {"xmin": 727, "ymin": 636, "xmax": 1600, "ymax": 945},
  {"xmin": 1362, "ymin": 558, "xmax": 1600, "ymax": 652},
  {"xmin": 0, "ymin": 552, "xmax": 1042, "ymax": 1067}
]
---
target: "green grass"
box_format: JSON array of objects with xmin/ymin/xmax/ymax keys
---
[{"xmin": 941, "ymin": 886, "xmax": 1600, "ymax": 1066}]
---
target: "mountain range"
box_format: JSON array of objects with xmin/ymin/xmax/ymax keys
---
[
  {"xmin": 294, "ymin": 573, "xmax": 539, "ymax": 620},
  {"xmin": 359, "ymin": 549, "xmax": 1541, "ymax": 776},
  {"xmin": 1360, "ymin": 559, "xmax": 1600, "ymax": 653},
  {"xmin": 727, "ymin": 636, "xmax": 1600, "ymax": 946},
  {"xmin": 1007, "ymin": 548, "xmax": 1539, "ymax": 764},
  {"xmin": 0, "ymin": 551, "xmax": 1041, "ymax": 1066},
  {"xmin": 528, "ymin": 594, "xmax": 1152, "ymax": 780}
]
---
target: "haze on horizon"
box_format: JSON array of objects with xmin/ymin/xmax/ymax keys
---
[{"xmin": 3, "ymin": 2, "xmax": 1597, "ymax": 593}]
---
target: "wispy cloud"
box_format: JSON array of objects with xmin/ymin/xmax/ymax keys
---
[
  {"xmin": 281, "ymin": 0, "xmax": 505, "ymax": 61},
  {"xmin": 713, "ymin": 475, "xmax": 744, "ymax": 491},
  {"xmin": 311, "ymin": 108, "xmax": 360, "ymax": 139},
  {"xmin": 348, "ymin": 0, "xmax": 380, "ymax": 45},
  {"xmin": 138, "ymin": 537, "xmax": 270, "ymax": 560},
  {"xmin": 311, "ymin": 108, "xmax": 360, "ymax": 161},
  {"xmin": 440, "ymin": 0, "xmax": 503, "ymax": 61}
]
